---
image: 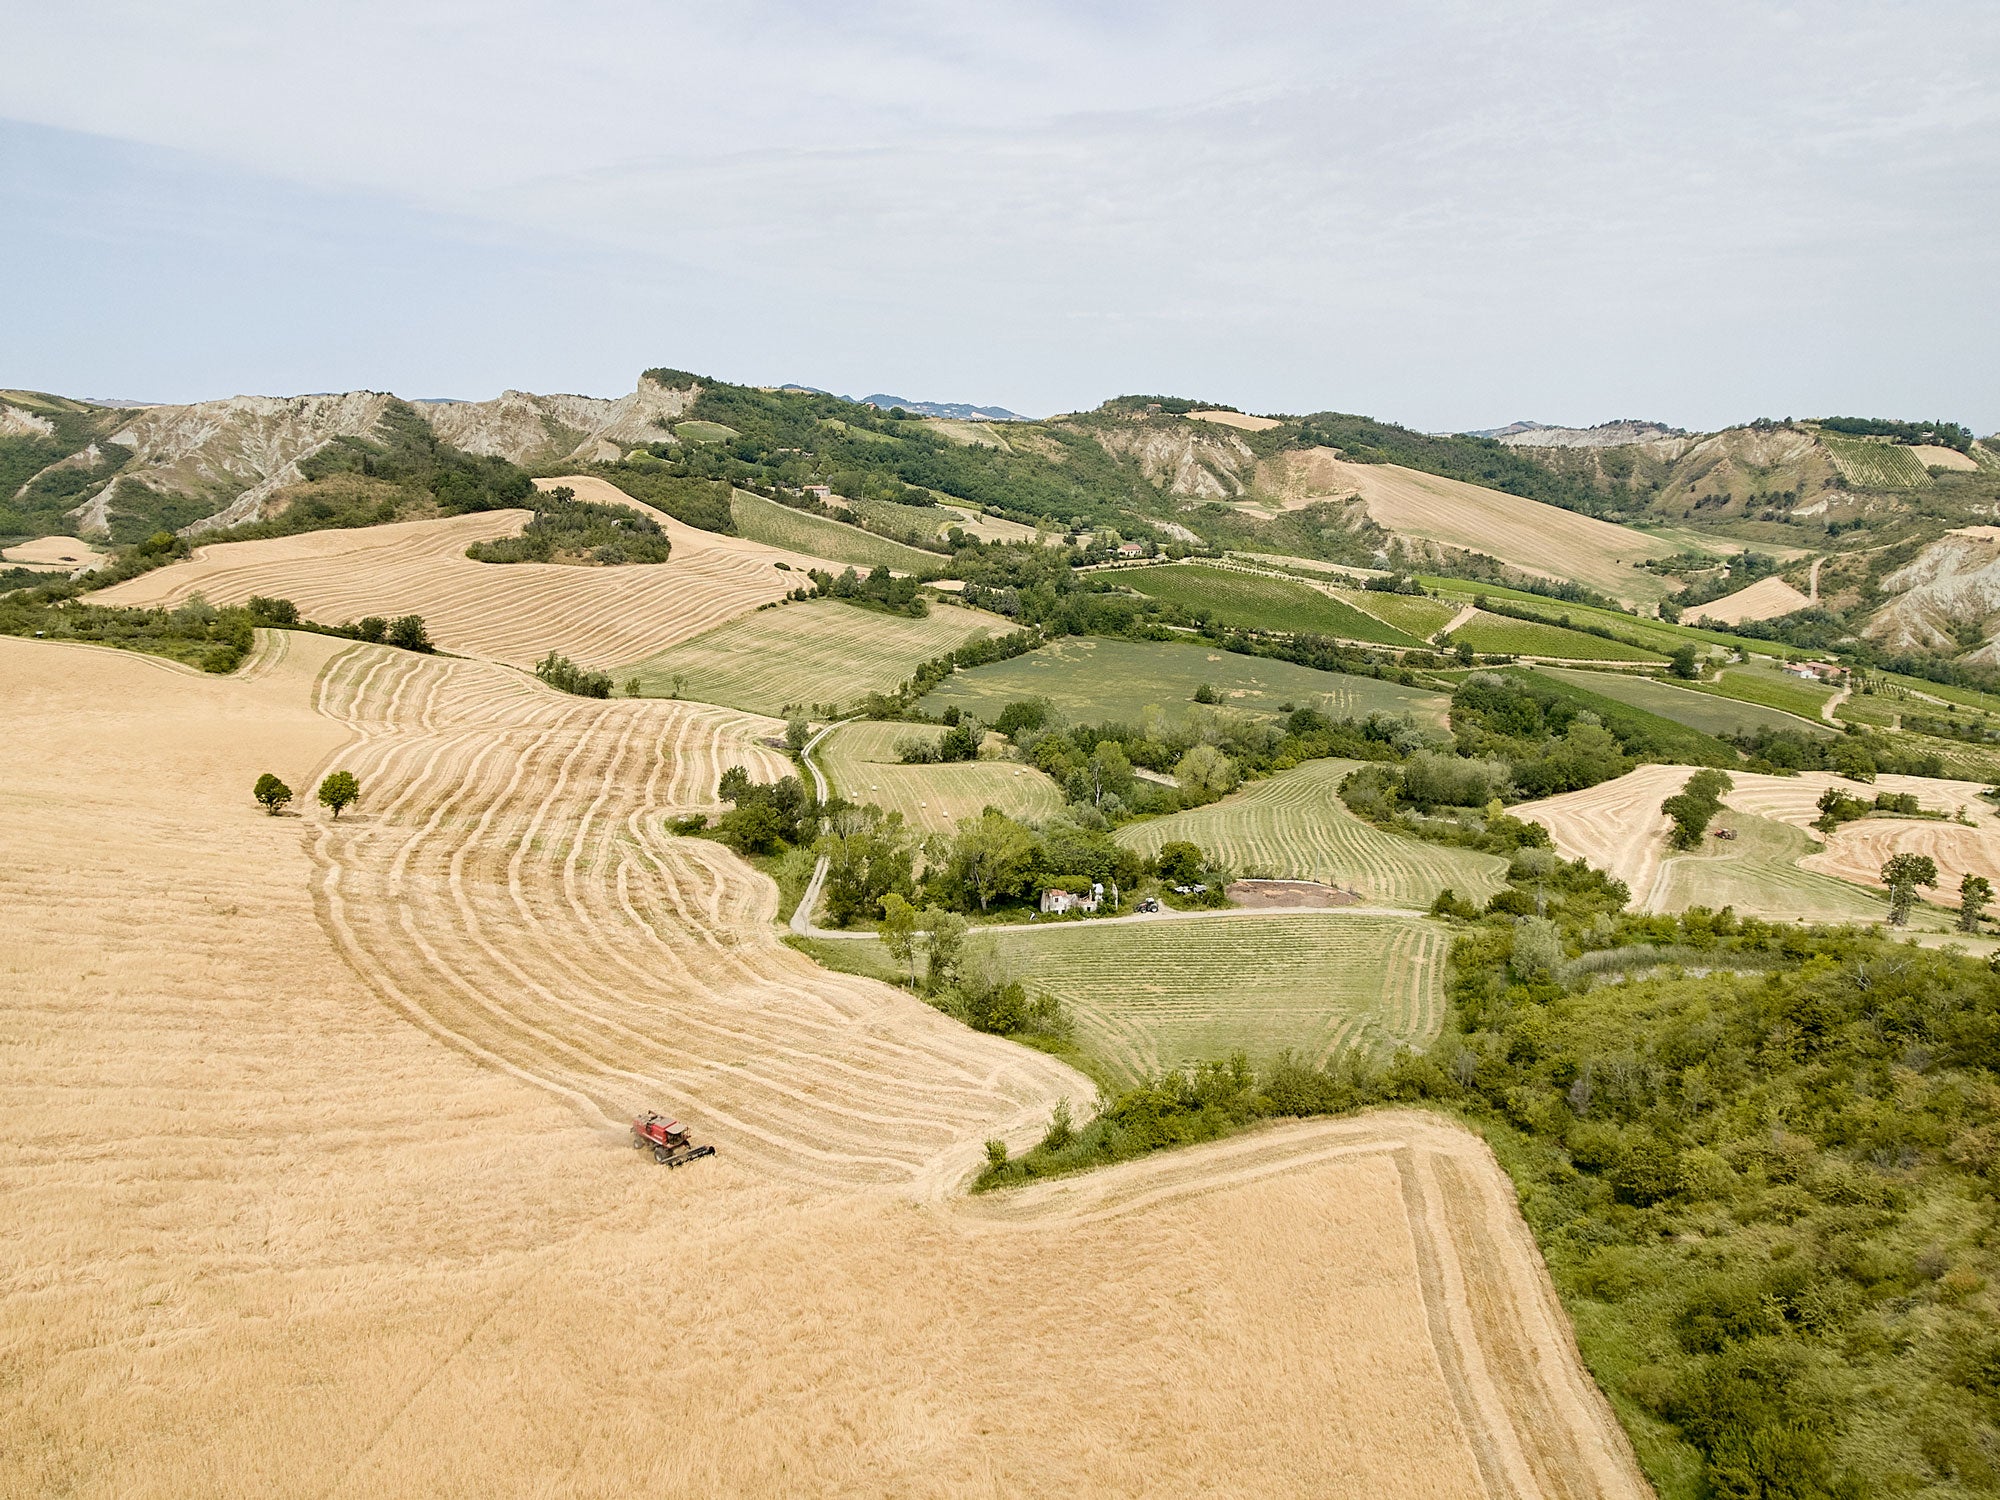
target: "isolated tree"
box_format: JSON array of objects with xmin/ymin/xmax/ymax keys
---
[
  {"xmin": 948, "ymin": 812, "xmax": 1036, "ymax": 911},
  {"xmin": 1883, "ymin": 852, "xmax": 1939, "ymax": 926},
  {"xmin": 921, "ymin": 907, "xmax": 969, "ymax": 991},
  {"xmin": 1667, "ymin": 645, "xmax": 1700, "ymax": 680},
  {"xmin": 1960, "ymin": 873, "xmax": 1993, "ymax": 933},
  {"xmin": 253, "ymin": 773, "xmax": 292, "ymax": 816},
  {"xmin": 880, "ymin": 892, "xmax": 920, "ymax": 982},
  {"xmin": 1192, "ymin": 682, "xmax": 1218, "ymax": 705},
  {"xmin": 1174, "ymin": 743, "xmax": 1239, "ymax": 799},
  {"xmin": 623, "ymin": 677, "xmax": 642, "ymax": 698},
  {"xmin": 316, "ymin": 770, "xmax": 359, "ymax": 818},
  {"xmin": 385, "ymin": 614, "xmax": 432, "ymax": 652},
  {"xmin": 1832, "ymin": 740, "xmax": 1877, "ymax": 784}
]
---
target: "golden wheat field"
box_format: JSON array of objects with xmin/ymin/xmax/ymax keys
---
[
  {"xmin": 0, "ymin": 631, "xmax": 1647, "ymax": 1497},
  {"xmin": 89, "ymin": 474, "xmax": 833, "ymax": 670}
]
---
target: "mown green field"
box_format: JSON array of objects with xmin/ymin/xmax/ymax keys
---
[
  {"xmin": 818, "ymin": 720, "xmax": 1062, "ymax": 833},
  {"xmin": 919, "ymin": 636, "xmax": 1450, "ymax": 727},
  {"xmin": 1450, "ymin": 610, "xmax": 1665, "ymax": 662},
  {"xmin": 995, "ymin": 913, "xmax": 1450, "ymax": 1088},
  {"xmin": 623, "ymin": 598, "xmax": 1001, "ymax": 715},
  {"xmin": 730, "ymin": 491, "xmax": 944, "ymax": 571},
  {"xmin": 1651, "ymin": 811, "xmax": 1886, "ymax": 924},
  {"xmin": 1538, "ymin": 666, "xmax": 1833, "ymax": 739},
  {"xmin": 1113, "ymin": 758, "xmax": 1507, "ymax": 909},
  {"xmin": 1119, "ymin": 564, "xmax": 1425, "ymax": 644},
  {"xmin": 674, "ymin": 420, "xmax": 740, "ymax": 444},
  {"xmin": 1702, "ymin": 662, "xmax": 1837, "ymax": 721},
  {"xmin": 1332, "ymin": 588, "xmax": 1461, "ymax": 638},
  {"xmin": 1417, "ymin": 576, "xmax": 1770, "ymax": 657}
]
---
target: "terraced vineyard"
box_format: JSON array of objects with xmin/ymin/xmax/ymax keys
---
[
  {"xmin": 624, "ymin": 598, "xmax": 1006, "ymax": 715},
  {"xmin": 1822, "ymin": 434, "xmax": 1933, "ymax": 490},
  {"xmin": 1114, "ymin": 758, "xmax": 1506, "ymax": 908},
  {"xmin": 1448, "ymin": 611, "xmax": 1664, "ymax": 662},
  {"xmin": 730, "ymin": 491, "xmax": 944, "ymax": 571},
  {"xmin": 995, "ymin": 913, "xmax": 1449, "ymax": 1088},
  {"xmin": 820, "ymin": 720, "xmax": 1063, "ymax": 833},
  {"xmin": 1333, "ymin": 588, "xmax": 1461, "ymax": 639},
  {"xmin": 93, "ymin": 476, "xmax": 828, "ymax": 669},
  {"xmin": 922, "ymin": 636, "xmax": 1449, "ymax": 726},
  {"xmin": 1120, "ymin": 563, "xmax": 1425, "ymax": 644}
]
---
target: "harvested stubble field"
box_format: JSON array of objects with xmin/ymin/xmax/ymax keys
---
[
  {"xmin": 819, "ymin": 720, "xmax": 1063, "ymax": 833},
  {"xmin": 920, "ymin": 634, "xmax": 1449, "ymax": 727},
  {"xmin": 1114, "ymin": 758, "xmax": 1508, "ymax": 909},
  {"xmin": 1316, "ymin": 458, "xmax": 1677, "ymax": 603},
  {"xmin": 623, "ymin": 597, "xmax": 1007, "ymax": 715},
  {"xmin": 995, "ymin": 912, "xmax": 1449, "ymax": 1088},
  {"xmin": 0, "ymin": 630, "xmax": 1647, "ymax": 1497},
  {"xmin": 92, "ymin": 475, "xmax": 833, "ymax": 670},
  {"xmin": 1540, "ymin": 666, "xmax": 1832, "ymax": 739},
  {"xmin": 730, "ymin": 489, "xmax": 944, "ymax": 571},
  {"xmin": 1522, "ymin": 764, "xmax": 2000, "ymax": 921}
]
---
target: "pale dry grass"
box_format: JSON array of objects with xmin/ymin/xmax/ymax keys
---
[
  {"xmin": 1185, "ymin": 409, "xmax": 1281, "ymax": 432},
  {"xmin": 88, "ymin": 474, "xmax": 835, "ymax": 670},
  {"xmin": 0, "ymin": 633, "xmax": 1647, "ymax": 1498},
  {"xmin": 1913, "ymin": 445, "xmax": 1980, "ymax": 472},
  {"xmin": 1684, "ymin": 574, "xmax": 1811, "ymax": 626},
  {"xmin": 819, "ymin": 720, "xmax": 1063, "ymax": 832},
  {"xmin": 1314, "ymin": 459, "xmax": 1677, "ymax": 602},
  {"xmin": 2, "ymin": 533, "xmax": 108, "ymax": 569}
]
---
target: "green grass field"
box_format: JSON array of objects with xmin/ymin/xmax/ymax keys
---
[
  {"xmin": 1702, "ymin": 662, "xmax": 1837, "ymax": 722},
  {"xmin": 1537, "ymin": 666, "xmax": 1832, "ymax": 740},
  {"xmin": 995, "ymin": 913, "xmax": 1450, "ymax": 1088},
  {"xmin": 622, "ymin": 599, "xmax": 1003, "ymax": 715},
  {"xmin": 1651, "ymin": 811, "xmax": 1886, "ymax": 924},
  {"xmin": 919, "ymin": 636, "xmax": 1451, "ymax": 728},
  {"xmin": 1119, "ymin": 564, "xmax": 1425, "ymax": 644},
  {"xmin": 1450, "ymin": 610, "xmax": 1665, "ymax": 662},
  {"xmin": 818, "ymin": 721, "xmax": 1062, "ymax": 833},
  {"xmin": 1332, "ymin": 588, "xmax": 1461, "ymax": 639},
  {"xmin": 730, "ymin": 492, "xmax": 944, "ymax": 572},
  {"xmin": 1821, "ymin": 434, "xmax": 1932, "ymax": 491},
  {"xmin": 1418, "ymin": 576, "xmax": 1772, "ymax": 657},
  {"xmin": 674, "ymin": 420, "xmax": 740, "ymax": 444},
  {"xmin": 1114, "ymin": 758, "xmax": 1507, "ymax": 909}
]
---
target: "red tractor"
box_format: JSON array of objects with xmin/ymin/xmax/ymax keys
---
[{"xmin": 631, "ymin": 1112, "xmax": 716, "ymax": 1168}]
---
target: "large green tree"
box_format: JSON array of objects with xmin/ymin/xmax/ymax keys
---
[
  {"xmin": 1883, "ymin": 852, "xmax": 1939, "ymax": 925},
  {"xmin": 317, "ymin": 770, "xmax": 359, "ymax": 818},
  {"xmin": 253, "ymin": 772, "xmax": 292, "ymax": 816}
]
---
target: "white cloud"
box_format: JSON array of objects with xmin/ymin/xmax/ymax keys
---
[{"xmin": 2, "ymin": 1, "xmax": 1996, "ymax": 428}]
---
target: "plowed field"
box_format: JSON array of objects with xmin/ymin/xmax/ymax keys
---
[
  {"xmin": 0, "ymin": 631, "xmax": 1646, "ymax": 1498},
  {"xmin": 91, "ymin": 474, "xmax": 833, "ymax": 669}
]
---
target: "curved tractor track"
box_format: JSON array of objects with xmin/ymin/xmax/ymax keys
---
[{"xmin": 305, "ymin": 645, "xmax": 1086, "ymax": 1194}]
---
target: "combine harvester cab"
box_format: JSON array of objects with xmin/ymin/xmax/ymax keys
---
[{"xmin": 631, "ymin": 1112, "xmax": 716, "ymax": 1168}]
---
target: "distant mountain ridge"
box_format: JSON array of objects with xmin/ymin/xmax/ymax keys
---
[
  {"xmin": 853, "ymin": 393, "xmax": 1029, "ymax": 422},
  {"xmin": 1465, "ymin": 419, "xmax": 1686, "ymax": 447}
]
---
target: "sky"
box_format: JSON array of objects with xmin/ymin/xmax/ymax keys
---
[{"xmin": 3, "ymin": 1, "xmax": 1997, "ymax": 432}]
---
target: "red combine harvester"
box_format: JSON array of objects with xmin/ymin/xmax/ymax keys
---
[{"xmin": 631, "ymin": 1112, "xmax": 715, "ymax": 1168}]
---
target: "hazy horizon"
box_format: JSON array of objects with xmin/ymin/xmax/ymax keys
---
[{"xmin": 4, "ymin": 2, "xmax": 1997, "ymax": 434}]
